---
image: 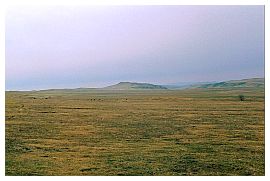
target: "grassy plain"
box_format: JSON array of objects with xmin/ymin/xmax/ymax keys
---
[{"xmin": 5, "ymin": 88, "xmax": 264, "ymax": 175}]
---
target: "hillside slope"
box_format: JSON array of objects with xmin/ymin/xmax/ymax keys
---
[{"xmin": 193, "ymin": 78, "xmax": 264, "ymax": 89}]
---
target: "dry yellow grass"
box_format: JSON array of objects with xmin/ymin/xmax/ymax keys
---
[{"xmin": 5, "ymin": 88, "xmax": 264, "ymax": 175}]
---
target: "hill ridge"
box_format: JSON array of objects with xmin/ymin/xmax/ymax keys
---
[
  {"xmin": 193, "ymin": 77, "xmax": 264, "ymax": 89},
  {"xmin": 104, "ymin": 82, "xmax": 168, "ymax": 90}
]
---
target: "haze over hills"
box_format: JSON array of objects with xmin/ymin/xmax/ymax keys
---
[
  {"xmin": 104, "ymin": 82, "xmax": 168, "ymax": 90},
  {"xmin": 162, "ymin": 81, "xmax": 216, "ymax": 89}
]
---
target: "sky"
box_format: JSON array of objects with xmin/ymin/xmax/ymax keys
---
[{"xmin": 6, "ymin": 6, "xmax": 264, "ymax": 90}]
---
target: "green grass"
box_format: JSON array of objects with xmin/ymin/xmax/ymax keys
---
[{"xmin": 5, "ymin": 87, "xmax": 264, "ymax": 175}]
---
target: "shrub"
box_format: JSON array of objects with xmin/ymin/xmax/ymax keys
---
[{"xmin": 239, "ymin": 95, "xmax": 245, "ymax": 101}]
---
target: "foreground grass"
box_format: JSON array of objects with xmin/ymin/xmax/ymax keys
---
[{"xmin": 5, "ymin": 88, "xmax": 264, "ymax": 175}]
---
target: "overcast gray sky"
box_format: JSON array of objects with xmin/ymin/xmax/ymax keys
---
[{"xmin": 6, "ymin": 6, "xmax": 264, "ymax": 90}]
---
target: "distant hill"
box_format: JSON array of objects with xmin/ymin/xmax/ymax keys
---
[
  {"xmin": 191, "ymin": 78, "xmax": 264, "ymax": 89},
  {"xmin": 104, "ymin": 82, "xmax": 168, "ymax": 90}
]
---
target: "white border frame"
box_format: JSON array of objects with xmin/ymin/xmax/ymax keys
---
[{"xmin": 0, "ymin": 0, "xmax": 268, "ymax": 180}]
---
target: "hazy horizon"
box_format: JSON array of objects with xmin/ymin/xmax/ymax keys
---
[
  {"xmin": 6, "ymin": 6, "xmax": 264, "ymax": 90},
  {"xmin": 4, "ymin": 76, "xmax": 265, "ymax": 91}
]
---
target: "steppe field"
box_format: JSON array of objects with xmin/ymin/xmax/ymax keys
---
[{"xmin": 5, "ymin": 88, "xmax": 264, "ymax": 175}]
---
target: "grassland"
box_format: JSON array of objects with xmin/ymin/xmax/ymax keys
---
[{"xmin": 5, "ymin": 87, "xmax": 264, "ymax": 175}]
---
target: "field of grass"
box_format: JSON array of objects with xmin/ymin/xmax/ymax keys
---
[{"xmin": 5, "ymin": 88, "xmax": 265, "ymax": 175}]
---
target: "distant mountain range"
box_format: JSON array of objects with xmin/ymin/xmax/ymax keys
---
[{"xmin": 15, "ymin": 78, "xmax": 264, "ymax": 92}]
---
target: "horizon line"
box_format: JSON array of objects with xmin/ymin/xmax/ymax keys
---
[{"xmin": 5, "ymin": 76, "xmax": 265, "ymax": 92}]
